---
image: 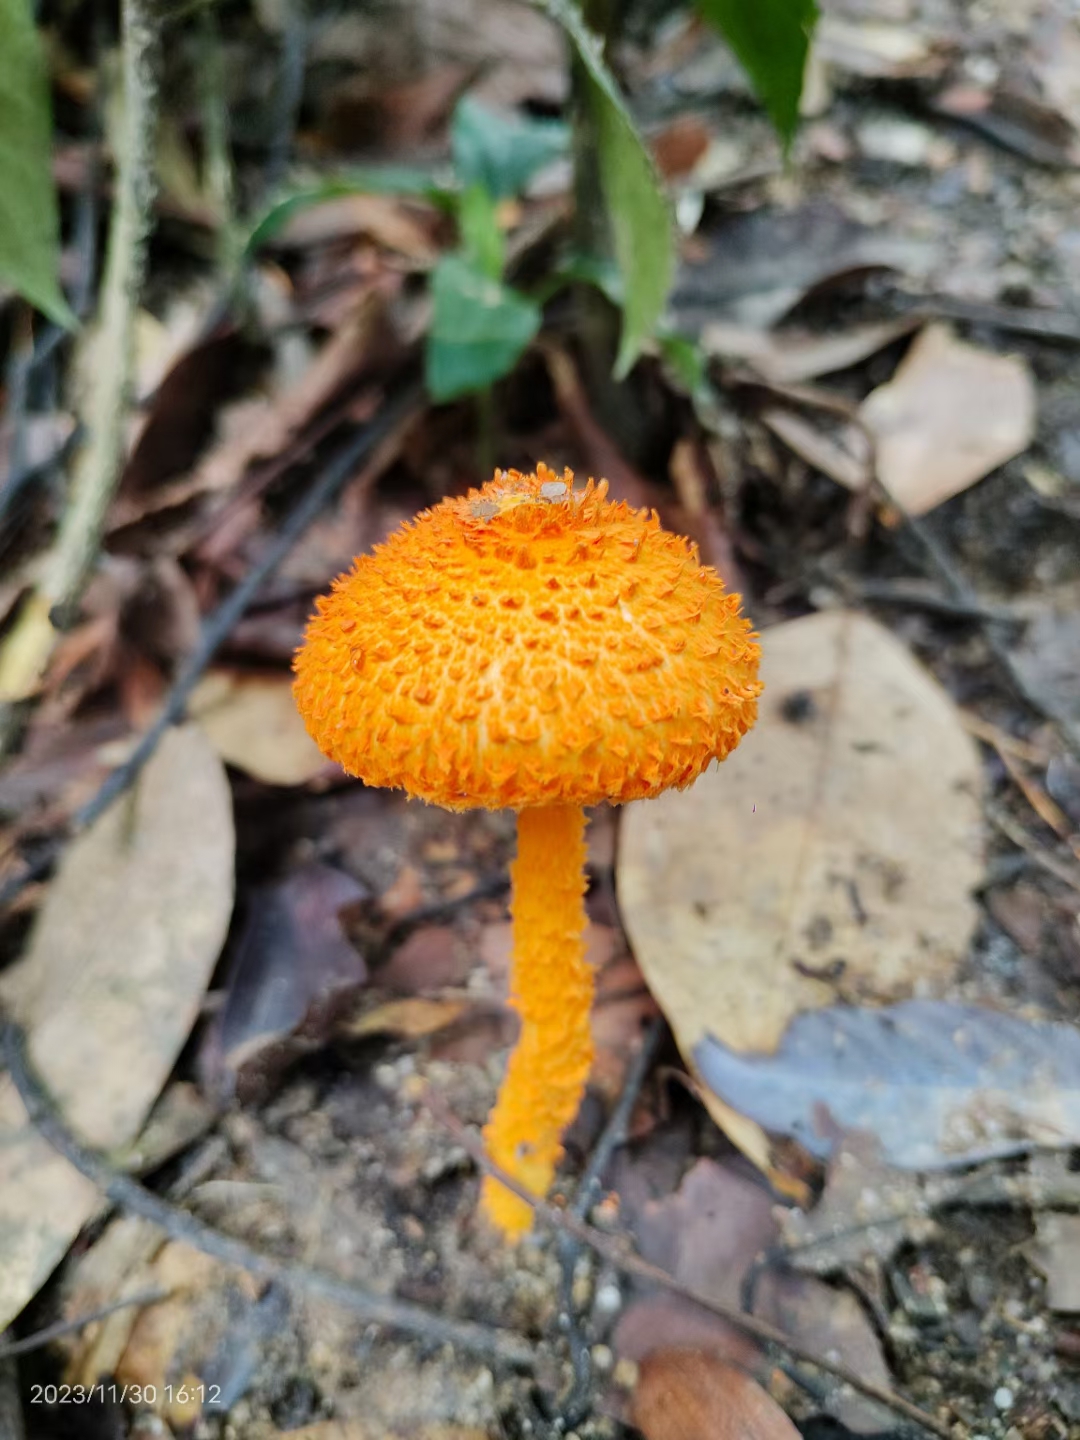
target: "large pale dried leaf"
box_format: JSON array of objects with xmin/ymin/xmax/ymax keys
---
[
  {"xmin": 0, "ymin": 726, "xmax": 234, "ymax": 1330},
  {"xmin": 190, "ymin": 670, "xmax": 330, "ymax": 786},
  {"xmin": 618, "ymin": 611, "xmax": 982, "ymax": 1158},
  {"xmin": 634, "ymin": 1351, "xmax": 800, "ymax": 1440},
  {"xmin": 860, "ymin": 324, "xmax": 1036, "ymax": 514}
]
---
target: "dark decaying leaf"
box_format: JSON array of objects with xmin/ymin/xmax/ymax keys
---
[
  {"xmin": 669, "ymin": 201, "xmax": 936, "ymax": 333},
  {"xmin": 633, "ymin": 1350, "xmax": 800, "ymax": 1440},
  {"xmin": 613, "ymin": 1156, "xmax": 893, "ymax": 1431},
  {"xmin": 200, "ymin": 863, "xmax": 369, "ymax": 1103},
  {"xmin": 614, "ymin": 1157, "xmax": 777, "ymax": 1370},
  {"xmin": 696, "ymin": 999, "xmax": 1080, "ymax": 1170}
]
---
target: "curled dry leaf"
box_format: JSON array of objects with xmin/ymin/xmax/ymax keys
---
[
  {"xmin": 617, "ymin": 611, "xmax": 983, "ymax": 1169},
  {"xmin": 189, "ymin": 670, "xmax": 332, "ymax": 786},
  {"xmin": 698, "ymin": 1000, "xmax": 1080, "ymax": 1170},
  {"xmin": 633, "ymin": 1350, "xmax": 800, "ymax": 1440},
  {"xmin": 200, "ymin": 863, "xmax": 368, "ymax": 1104},
  {"xmin": 0, "ymin": 726, "xmax": 235, "ymax": 1331},
  {"xmin": 860, "ymin": 323, "xmax": 1036, "ymax": 515},
  {"xmin": 703, "ymin": 315, "xmax": 919, "ymax": 386}
]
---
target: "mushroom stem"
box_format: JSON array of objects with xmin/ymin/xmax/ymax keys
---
[{"xmin": 481, "ymin": 803, "xmax": 592, "ymax": 1236}]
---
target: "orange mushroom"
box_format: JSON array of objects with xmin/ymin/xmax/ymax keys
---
[{"xmin": 293, "ymin": 465, "xmax": 762, "ymax": 1236}]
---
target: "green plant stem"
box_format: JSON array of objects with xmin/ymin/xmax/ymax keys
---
[
  {"xmin": 197, "ymin": 4, "xmax": 239, "ymax": 272},
  {"xmin": 44, "ymin": 0, "xmax": 160, "ymax": 627}
]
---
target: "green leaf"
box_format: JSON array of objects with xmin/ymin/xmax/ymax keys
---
[
  {"xmin": 450, "ymin": 94, "xmax": 569, "ymax": 200},
  {"xmin": 458, "ymin": 183, "xmax": 505, "ymax": 281},
  {"xmin": 695, "ymin": 0, "xmax": 818, "ymax": 149},
  {"xmin": 244, "ymin": 167, "xmax": 452, "ymax": 255},
  {"xmin": 0, "ymin": 0, "xmax": 75, "ymax": 326},
  {"xmin": 537, "ymin": 0, "xmax": 673, "ymax": 379},
  {"xmin": 546, "ymin": 250, "xmax": 624, "ymax": 307},
  {"xmin": 657, "ymin": 329, "xmax": 722, "ymax": 429},
  {"xmin": 426, "ymin": 254, "xmax": 540, "ymax": 401}
]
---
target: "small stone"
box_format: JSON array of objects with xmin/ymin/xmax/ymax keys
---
[
  {"xmin": 591, "ymin": 1344, "xmax": 614, "ymax": 1373},
  {"xmin": 613, "ymin": 1357, "xmax": 639, "ymax": 1390},
  {"xmin": 373, "ymin": 1063, "xmax": 398, "ymax": 1092},
  {"xmin": 595, "ymin": 1281, "xmax": 622, "ymax": 1316},
  {"xmin": 994, "ymin": 1387, "xmax": 1015, "ymax": 1411}
]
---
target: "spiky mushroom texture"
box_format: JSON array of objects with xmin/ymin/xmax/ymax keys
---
[{"xmin": 293, "ymin": 464, "xmax": 762, "ymax": 1235}]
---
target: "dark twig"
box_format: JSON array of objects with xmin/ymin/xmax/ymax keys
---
[
  {"xmin": 569, "ymin": 1017, "xmax": 666, "ymax": 1224},
  {"xmin": 425, "ymin": 1091, "xmax": 957, "ymax": 1440},
  {"xmin": 0, "ymin": 1289, "xmax": 170, "ymax": 1361},
  {"xmin": 555, "ymin": 1016, "xmax": 666, "ymax": 1428},
  {"xmin": 0, "ymin": 1019, "xmax": 532, "ymax": 1369},
  {"xmin": 265, "ymin": 0, "xmax": 309, "ymax": 188},
  {"xmin": 851, "ymin": 579, "xmax": 1018, "ymax": 627},
  {"xmin": 0, "ymin": 379, "xmax": 424, "ymax": 911},
  {"xmin": 898, "ymin": 293, "xmax": 1080, "ymax": 347}
]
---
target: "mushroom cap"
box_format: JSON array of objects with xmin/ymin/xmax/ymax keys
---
[{"xmin": 293, "ymin": 465, "xmax": 762, "ymax": 811}]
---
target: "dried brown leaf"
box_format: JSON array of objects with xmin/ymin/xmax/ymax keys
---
[
  {"xmin": 189, "ymin": 670, "xmax": 331, "ymax": 786},
  {"xmin": 341, "ymin": 994, "xmax": 473, "ymax": 1040},
  {"xmin": 860, "ymin": 324, "xmax": 1036, "ymax": 514},
  {"xmin": 273, "ymin": 195, "xmax": 438, "ymax": 263},
  {"xmin": 633, "ymin": 1350, "xmax": 800, "ymax": 1440}
]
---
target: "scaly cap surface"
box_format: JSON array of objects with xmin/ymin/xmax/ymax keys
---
[{"xmin": 293, "ymin": 465, "xmax": 762, "ymax": 810}]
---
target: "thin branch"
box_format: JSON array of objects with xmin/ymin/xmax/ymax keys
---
[
  {"xmin": 424, "ymin": 1091, "xmax": 957, "ymax": 1440},
  {"xmin": 0, "ymin": 1290, "xmax": 169, "ymax": 1362},
  {"xmin": 0, "ymin": 1019, "xmax": 532, "ymax": 1370},
  {"xmin": 556, "ymin": 1017, "xmax": 666, "ymax": 1427},
  {"xmin": 45, "ymin": 0, "xmax": 160, "ymax": 628}
]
